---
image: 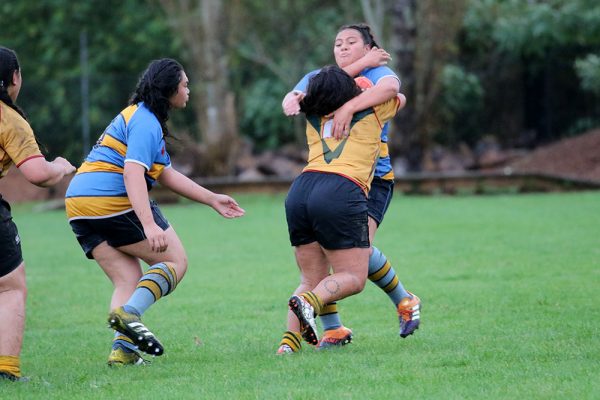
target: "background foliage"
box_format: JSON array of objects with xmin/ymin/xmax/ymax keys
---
[{"xmin": 1, "ymin": 0, "xmax": 599, "ymax": 171}]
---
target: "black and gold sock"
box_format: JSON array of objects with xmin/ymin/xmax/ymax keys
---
[
  {"xmin": 279, "ymin": 331, "xmax": 302, "ymax": 352},
  {"xmin": 0, "ymin": 355, "xmax": 21, "ymax": 378},
  {"xmin": 300, "ymin": 291, "xmax": 324, "ymax": 315}
]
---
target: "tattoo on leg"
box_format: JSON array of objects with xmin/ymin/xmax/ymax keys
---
[{"xmin": 324, "ymin": 279, "xmax": 340, "ymax": 295}]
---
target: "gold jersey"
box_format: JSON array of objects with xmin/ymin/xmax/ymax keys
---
[
  {"xmin": 302, "ymin": 97, "xmax": 400, "ymax": 194},
  {"xmin": 0, "ymin": 101, "xmax": 43, "ymax": 180}
]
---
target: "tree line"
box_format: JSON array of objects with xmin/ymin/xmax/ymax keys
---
[{"xmin": 1, "ymin": 0, "xmax": 599, "ymax": 175}]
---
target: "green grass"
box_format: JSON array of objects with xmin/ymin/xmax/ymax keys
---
[{"xmin": 3, "ymin": 191, "xmax": 599, "ymax": 399}]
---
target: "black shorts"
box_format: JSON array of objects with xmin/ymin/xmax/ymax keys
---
[
  {"xmin": 69, "ymin": 201, "xmax": 170, "ymax": 259},
  {"xmin": 285, "ymin": 172, "xmax": 369, "ymax": 250},
  {"xmin": 0, "ymin": 196, "xmax": 23, "ymax": 277},
  {"xmin": 368, "ymin": 176, "xmax": 394, "ymax": 226}
]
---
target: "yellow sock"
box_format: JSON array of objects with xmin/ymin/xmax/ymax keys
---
[
  {"xmin": 280, "ymin": 331, "xmax": 302, "ymax": 352},
  {"xmin": 319, "ymin": 302, "xmax": 338, "ymax": 316},
  {"xmin": 0, "ymin": 355, "xmax": 21, "ymax": 378},
  {"xmin": 300, "ymin": 291, "xmax": 323, "ymax": 315}
]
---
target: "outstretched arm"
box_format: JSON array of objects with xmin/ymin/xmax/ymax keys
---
[
  {"xmin": 158, "ymin": 167, "xmax": 245, "ymax": 219},
  {"xmin": 18, "ymin": 156, "xmax": 75, "ymax": 187}
]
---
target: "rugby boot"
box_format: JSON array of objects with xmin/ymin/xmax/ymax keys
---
[
  {"xmin": 317, "ymin": 326, "xmax": 353, "ymax": 349},
  {"xmin": 397, "ymin": 292, "xmax": 421, "ymax": 338},
  {"xmin": 108, "ymin": 307, "xmax": 164, "ymax": 356},
  {"xmin": 288, "ymin": 295, "xmax": 319, "ymax": 345},
  {"xmin": 107, "ymin": 347, "xmax": 146, "ymax": 366}
]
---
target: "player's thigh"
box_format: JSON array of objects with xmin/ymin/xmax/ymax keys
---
[
  {"xmin": 294, "ymin": 242, "xmax": 329, "ymax": 286},
  {"xmin": 117, "ymin": 227, "xmax": 187, "ymax": 271},
  {"xmin": 324, "ymin": 247, "xmax": 369, "ymax": 281},
  {"xmin": 92, "ymin": 241, "xmax": 143, "ymax": 285}
]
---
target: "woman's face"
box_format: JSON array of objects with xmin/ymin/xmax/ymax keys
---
[
  {"xmin": 169, "ymin": 70, "xmax": 189, "ymax": 109},
  {"xmin": 333, "ymin": 29, "xmax": 370, "ymax": 68}
]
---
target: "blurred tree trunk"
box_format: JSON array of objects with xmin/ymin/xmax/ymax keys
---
[
  {"xmin": 391, "ymin": 0, "xmax": 418, "ymax": 171},
  {"xmin": 159, "ymin": 0, "xmax": 239, "ymax": 176},
  {"xmin": 391, "ymin": 0, "xmax": 467, "ymax": 172}
]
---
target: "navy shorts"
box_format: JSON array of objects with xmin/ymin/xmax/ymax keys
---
[
  {"xmin": 0, "ymin": 196, "xmax": 23, "ymax": 277},
  {"xmin": 285, "ymin": 172, "xmax": 369, "ymax": 250},
  {"xmin": 69, "ymin": 201, "xmax": 170, "ymax": 259},
  {"xmin": 368, "ymin": 176, "xmax": 394, "ymax": 226}
]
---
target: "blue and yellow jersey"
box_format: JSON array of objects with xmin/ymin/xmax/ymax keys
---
[
  {"xmin": 65, "ymin": 103, "xmax": 171, "ymax": 220},
  {"xmin": 294, "ymin": 66, "xmax": 400, "ymax": 182},
  {"xmin": 303, "ymin": 96, "xmax": 400, "ymax": 194},
  {"xmin": 0, "ymin": 101, "xmax": 44, "ymax": 180}
]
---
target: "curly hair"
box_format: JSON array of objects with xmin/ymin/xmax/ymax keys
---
[
  {"xmin": 129, "ymin": 58, "xmax": 183, "ymax": 137},
  {"xmin": 300, "ymin": 65, "xmax": 362, "ymax": 117},
  {"xmin": 0, "ymin": 46, "xmax": 27, "ymax": 120},
  {"xmin": 338, "ymin": 23, "xmax": 379, "ymax": 48}
]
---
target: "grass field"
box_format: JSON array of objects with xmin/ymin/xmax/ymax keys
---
[{"xmin": 2, "ymin": 191, "xmax": 599, "ymax": 399}]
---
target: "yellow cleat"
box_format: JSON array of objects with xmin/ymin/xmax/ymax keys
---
[{"xmin": 107, "ymin": 348, "xmax": 146, "ymax": 367}]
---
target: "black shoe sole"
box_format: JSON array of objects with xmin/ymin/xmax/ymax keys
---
[
  {"xmin": 108, "ymin": 313, "xmax": 164, "ymax": 356},
  {"xmin": 288, "ymin": 296, "xmax": 318, "ymax": 345}
]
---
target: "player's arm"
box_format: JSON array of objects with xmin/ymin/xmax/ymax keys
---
[
  {"xmin": 124, "ymin": 161, "xmax": 167, "ymax": 252},
  {"xmin": 18, "ymin": 156, "xmax": 75, "ymax": 187},
  {"xmin": 158, "ymin": 167, "xmax": 245, "ymax": 218},
  {"xmin": 331, "ymin": 76, "xmax": 400, "ymax": 139},
  {"xmin": 343, "ymin": 47, "xmax": 391, "ymax": 77}
]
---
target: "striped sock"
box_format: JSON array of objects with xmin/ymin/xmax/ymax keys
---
[
  {"xmin": 300, "ymin": 291, "xmax": 323, "ymax": 315},
  {"xmin": 369, "ymin": 246, "xmax": 410, "ymax": 306},
  {"xmin": 112, "ymin": 332, "xmax": 138, "ymax": 352},
  {"xmin": 0, "ymin": 355, "xmax": 21, "ymax": 378},
  {"xmin": 280, "ymin": 331, "xmax": 302, "ymax": 352},
  {"xmin": 319, "ymin": 302, "xmax": 342, "ymax": 331},
  {"xmin": 123, "ymin": 262, "xmax": 178, "ymax": 316}
]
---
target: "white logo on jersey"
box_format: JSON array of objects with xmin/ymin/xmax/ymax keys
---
[{"xmin": 322, "ymin": 120, "xmax": 333, "ymax": 139}]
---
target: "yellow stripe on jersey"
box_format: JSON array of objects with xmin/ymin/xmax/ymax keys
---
[
  {"xmin": 147, "ymin": 163, "xmax": 167, "ymax": 180},
  {"xmin": 120, "ymin": 104, "xmax": 138, "ymax": 125},
  {"xmin": 65, "ymin": 196, "xmax": 132, "ymax": 219},
  {"xmin": 381, "ymin": 170, "xmax": 394, "ymax": 180},
  {"xmin": 379, "ymin": 142, "xmax": 390, "ymax": 158},
  {"xmin": 99, "ymin": 134, "xmax": 127, "ymax": 156},
  {"xmin": 77, "ymin": 160, "xmax": 124, "ymax": 174}
]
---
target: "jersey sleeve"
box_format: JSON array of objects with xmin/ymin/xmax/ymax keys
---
[
  {"xmin": 361, "ymin": 66, "xmax": 401, "ymax": 89},
  {"xmin": 293, "ymin": 69, "xmax": 321, "ymax": 93},
  {"xmin": 1, "ymin": 111, "xmax": 43, "ymax": 167},
  {"xmin": 374, "ymin": 97, "xmax": 401, "ymax": 124},
  {"xmin": 124, "ymin": 112, "xmax": 162, "ymax": 170}
]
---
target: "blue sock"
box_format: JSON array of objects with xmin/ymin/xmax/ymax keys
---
[
  {"xmin": 112, "ymin": 332, "xmax": 138, "ymax": 352},
  {"xmin": 368, "ymin": 246, "xmax": 410, "ymax": 306},
  {"xmin": 124, "ymin": 262, "xmax": 178, "ymax": 316},
  {"xmin": 319, "ymin": 302, "xmax": 342, "ymax": 331}
]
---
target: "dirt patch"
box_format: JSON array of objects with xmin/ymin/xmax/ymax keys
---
[{"xmin": 509, "ymin": 129, "xmax": 600, "ymax": 183}]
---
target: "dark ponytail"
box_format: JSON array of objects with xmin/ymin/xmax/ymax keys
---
[
  {"xmin": 338, "ymin": 23, "xmax": 379, "ymax": 48},
  {"xmin": 0, "ymin": 46, "xmax": 27, "ymax": 120},
  {"xmin": 129, "ymin": 58, "xmax": 183, "ymax": 137}
]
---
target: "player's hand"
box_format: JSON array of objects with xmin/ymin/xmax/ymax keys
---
[
  {"xmin": 52, "ymin": 157, "xmax": 76, "ymax": 175},
  {"xmin": 331, "ymin": 104, "xmax": 354, "ymax": 140},
  {"xmin": 282, "ymin": 91, "xmax": 305, "ymax": 116},
  {"xmin": 362, "ymin": 46, "xmax": 391, "ymax": 68},
  {"xmin": 211, "ymin": 194, "xmax": 245, "ymax": 218},
  {"xmin": 144, "ymin": 223, "xmax": 168, "ymax": 253}
]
